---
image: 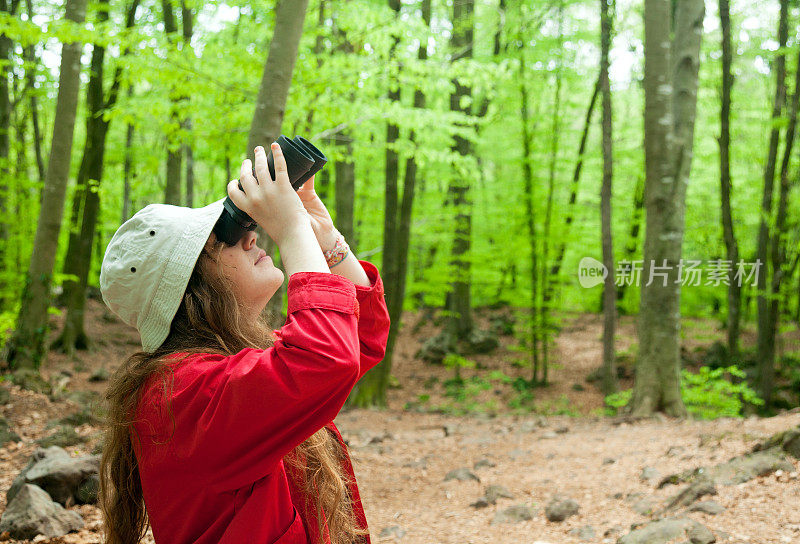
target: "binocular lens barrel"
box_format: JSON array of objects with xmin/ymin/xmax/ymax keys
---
[{"xmin": 213, "ymin": 135, "xmax": 328, "ymax": 246}]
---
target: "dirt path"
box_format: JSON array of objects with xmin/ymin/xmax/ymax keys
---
[
  {"xmin": 338, "ymin": 408, "xmax": 800, "ymax": 544},
  {"xmin": 0, "ymin": 301, "xmax": 798, "ymax": 543}
]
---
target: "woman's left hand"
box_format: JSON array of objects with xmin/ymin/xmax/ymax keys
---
[{"xmin": 297, "ymin": 176, "xmax": 339, "ymax": 251}]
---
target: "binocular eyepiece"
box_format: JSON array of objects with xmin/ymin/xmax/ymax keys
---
[{"xmin": 213, "ymin": 135, "xmax": 328, "ymax": 246}]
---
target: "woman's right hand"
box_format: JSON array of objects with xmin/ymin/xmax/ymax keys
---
[{"xmin": 227, "ymin": 143, "xmax": 310, "ymax": 246}]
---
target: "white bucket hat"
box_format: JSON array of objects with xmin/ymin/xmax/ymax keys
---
[{"xmin": 99, "ymin": 198, "xmax": 226, "ymax": 353}]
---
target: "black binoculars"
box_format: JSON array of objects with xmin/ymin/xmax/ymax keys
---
[{"xmin": 213, "ymin": 135, "xmax": 327, "ymax": 246}]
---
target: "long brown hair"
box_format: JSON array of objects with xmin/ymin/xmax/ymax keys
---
[{"xmin": 100, "ymin": 236, "xmax": 368, "ymax": 544}]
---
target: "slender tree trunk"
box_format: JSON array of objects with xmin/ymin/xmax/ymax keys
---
[
  {"xmin": 246, "ymin": 0, "xmax": 310, "ymax": 323},
  {"xmin": 548, "ymin": 75, "xmax": 599, "ymax": 295},
  {"xmin": 718, "ymin": 0, "xmax": 740, "ymax": 359},
  {"xmin": 382, "ymin": 0, "xmax": 401, "ymax": 329},
  {"xmin": 756, "ymin": 0, "xmax": 788, "ymax": 406},
  {"xmin": 765, "ymin": 43, "xmax": 800, "ymax": 406},
  {"xmin": 334, "ymin": 134, "xmax": 355, "ymax": 247},
  {"xmin": 53, "ymin": 0, "xmax": 139, "ymax": 356},
  {"xmin": 0, "ymin": 0, "xmax": 19, "ymax": 308},
  {"xmin": 445, "ymin": 0, "xmax": 475, "ymax": 342},
  {"xmin": 519, "ymin": 45, "xmax": 540, "ymax": 383},
  {"xmin": 617, "ymin": 174, "xmax": 645, "ymax": 305},
  {"xmin": 162, "ymin": 0, "xmax": 182, "ymax": 205},
  {"xmin": 122, "ymin": 87, "xmax": 134, "ymax": 222},
  {"xmin": 632, "ymin": 0, "xmax": 704, "ymax": 417},
  {"xmin": 182, "ymin": 2, "xmax": 194, "ymax": 207},
  {"xmin": 3, "ymin": 0, "xmax": 87, "ymax": 370},
  {"xmin": 539, "ymin": 1, "xmax": 564, "ymax": 385},
  {"xmin": 600, "ymin": 0, "xmax": 617, "ymax": 395},
  {"xmin": 349, "ymin": 0, "xmax": 429, "ymax": 408}
]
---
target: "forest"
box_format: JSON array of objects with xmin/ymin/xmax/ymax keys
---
[{"xmin": 0, "ymin": 0, "xmax": 798, "ymax": 543}]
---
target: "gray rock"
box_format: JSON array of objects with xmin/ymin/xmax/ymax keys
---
[
  {"xmin": 687, "ymin": 500, "xmax": 725, "ymax": 515},
  {"xmin": 463, "ymin": 328, "xmax": 499, "ymax": 354},
  {"xmin": 0, "ymin": 484, "xmax": 83, "ymax": 539},
  {"xmin": 7, "ymin": 446, "xmax": 100, "ymax": 506},
  {"xmin": 616, "ymin": 517, "xmax": 713, "ymax": 544},
  {"xmin": 378, "ymin": 525, "xmax": 406, "ymax": 539},
  {"xmin": 473, "ymin": 458, "xmax": 496, "ymax": 469},
  {"xmin": 509, "ymin": 448, "xmax": 530, "ymax": 460},
  {"xmin": 485, "ymin": 485, "xmax": 514, "ymax": 504},
  {"xmin": 641, "ymin": 467, "xmax": 660, "ymax": 482},
  {"xmin": 492, "ymin": 504, "xmax": 534, "ymax": 524},
  {"xmin": 753, "ymin": 426, "xmax": 800, "ymax": 460},
  {"xmin": 665, "ymin": 476, "xmax": 717, "ymax": 511},
  {"xmin": 545, "ymin": 495, "xmax": 580, "ymax": 522},
  {"xmin": 705, "ymin": 448, "xmax": 793, "ymax": 485},
  {"xmin": 570, "ymin": 525, "xmax": 596, "ymax": 541},
  {"xmin": 443, "ymin": 468, "xmax": 480, "ymax": 483},
  {"xmin": 629, "ymin": 497, "xmax": 657, "ymax": 516},
  {"xmin": 489, "ymin": 314, "xmax": 515, "ymax": 336},
  {"xmin": 0, "ymin": 416, "xmax": 21, "ymax": 446},
  {"xmin": 687, "ymin": 522, "xmax": 716, "ymax": 544},
  {"xmin": 603, "ymin": 457, "xmax": 617, "ymax": 465},
  {"xmin": 541, "ymin": 431, "xmax": 558, "ymax": 439},
  {"xmin": 415, "ymin": 333, "xmax": 453, "ymax": 364}
]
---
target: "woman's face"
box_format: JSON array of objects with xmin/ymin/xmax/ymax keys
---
[{"xmin": 209, "ymin": 230, "xmax": 284, "ymax": 318}]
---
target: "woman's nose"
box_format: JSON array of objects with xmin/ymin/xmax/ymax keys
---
[{"xmin": 242, "ymin": 231, "xmax": 257, "ymax": 250}]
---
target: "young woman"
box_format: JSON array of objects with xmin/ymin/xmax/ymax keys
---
[{"xmin": 98, "ymin": 143, "xmax": 390, "ymax": 544}]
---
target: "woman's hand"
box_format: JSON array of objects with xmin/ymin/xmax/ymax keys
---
[
  {"xmin": 227, "ymin": 144, "xmax": 310, "ymax": 247},
  {"xmin": 297, "ymin": 176, "xmax": 340, "ymax": 251}
]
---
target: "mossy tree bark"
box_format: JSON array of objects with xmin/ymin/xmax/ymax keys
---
[
  {"xmin": 3, "ymin": 0, "xmax": 87, "ymax": 370},
  {"xmin": 600, "ymin": 0, "xmax": 617, "ymax": 396},
  {"xmin": 53, "ymin": 0, "xmax": 140, "ymax": 357},
  {"xmin": 245, "ymin": 0, "xmax": 310, "ymax": 324},
  {"xmin": 755, "ymin": 0, "xmax": 788, "ymax": 407},
  {"xmin": 632, "ymin": 0, "xmax": 704, "ymax": 417}
]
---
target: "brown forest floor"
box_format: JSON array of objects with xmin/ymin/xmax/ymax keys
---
[{"xmin": 0, "ymin": 299, "xmax": 799, "ymax": 543}]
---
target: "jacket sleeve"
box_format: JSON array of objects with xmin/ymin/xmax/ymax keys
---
[
  {"xmin": 353, "ymin": 260, "xmax": 391, "ymax": 380},
  {"xmin": 173, "ymin": 271, "xmax": 362, "ymax": 493}
]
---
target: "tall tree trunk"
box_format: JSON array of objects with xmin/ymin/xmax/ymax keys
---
[
  {"xmin": 539, "ymin": 0, "xmax": 564, "ymax": 385},
  {"xmin": 0, "ymin": 0, "xmax": 19, "ymax": 309},
  {"xmin": 444, "ymin": 0, "xmax": 475, "ymax": 342},
  {"xmin": 765, "ymin": 43, "xmax": 800, "ymax": 407},
  {"xmin": 246, "ymin": 0, "xmax": 310, "ymax": 324},
  {"xmin": 3, "ymin": 0, "xmax": 87, "ymax": 370},
  {"xmin": 600, "ymin": 0, "xmax": 617, "ymax": 395},
  {"xmin": 519, "ymin": 44, "xmax": 540, "ymax": 383},
  {"xmin": 122, "ymin": 87, "xmax": 134, "ymax": 222},
  {"xmin": 756, "ymin": 0, "xmax": 788, "ymax": 406},
  {"xmin": 162, "ymin": 0, "xmax": 182, "ymax": 205},
  {"xmin": 349, "ymin": 0, "xmax": 430, "ymax": 408},
  {"xmin": 718, "ymin": 0, "xmax": 740, "ymax": 359},
  {"xmin": 617, "ymin": 174, "xmax": 645, "ymax": 305},
  {"xmin": 631, "ymin": 0, "xmax": 704, "ymax": 417},
  {"xmin": 334, "ymin": 134, "xmax": 355, "ymax": 247},
  {"xmin": 381, "ymin": 0, "xmax": 401, "ymax": 330},
  {"xmin": 52, "ymin": 0, "xmax": 139, "ymax": 356},
  {"xmin": 548, "ymin": 75, "xmax": 599, "ymax": 300},
  {"xmin": 182, "ymin": 2, "xmax": 194, "ymax": 207}
]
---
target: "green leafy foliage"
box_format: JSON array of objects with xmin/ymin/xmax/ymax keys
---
[{"xmin": 604, "ymin": 366, "xmax": 763, "ymax": 419}]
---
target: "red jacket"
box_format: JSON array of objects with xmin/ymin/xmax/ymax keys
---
[{"xmin": 132, "ymin": 260, "xmax": 390, "ymax": 543}]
